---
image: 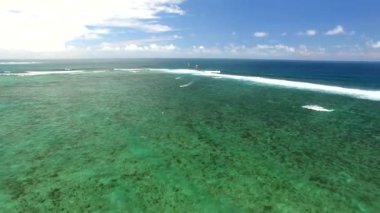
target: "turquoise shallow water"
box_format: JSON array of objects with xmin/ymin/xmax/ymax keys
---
[{"xmin": 0, "ymin": 68, "xmax": 379, "ymax": 212}]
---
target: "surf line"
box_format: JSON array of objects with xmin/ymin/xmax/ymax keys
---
[{"xmin": 145, "ymin": 68, "xmax": 380, "ymax": 102}]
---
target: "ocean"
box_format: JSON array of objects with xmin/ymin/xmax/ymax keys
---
[{"xmin": 0, "ymin": 59, "xmax": 379, "ymax": 212}]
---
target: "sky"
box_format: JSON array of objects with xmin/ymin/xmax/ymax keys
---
[{"xmin": 0, "ymin": 0, "xmax": 380, "ymax": 60}]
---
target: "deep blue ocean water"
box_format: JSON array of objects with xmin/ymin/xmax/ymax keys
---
[{"xmin": 1, "ymin": 59, "xmax": 380, "ymax": 89}]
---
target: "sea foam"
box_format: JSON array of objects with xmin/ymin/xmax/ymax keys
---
[
  {"xmin": 0, "ymin": 61, "xmax": 41, "ymax": 65},
  {"xmin": 113, "ymin": 68, "xmax": 140, "ymax": 73},
  {"xmin": 4, "ymin": 67, "xmax": 380, "ymax": 102},
  {"xmin": 1, "ymin": 70, "xmax": 85, "ymax": 76},
  {"xmin": 302, "ymin": 105, "xmax": 334, "ymax": 112},
  {"xmin": 144, "ymin": 68, "xmax": 380, "ymax": 102},
  {"xmin": 23, "ymin": 70, "xmax": 85, "ymax": 76}
]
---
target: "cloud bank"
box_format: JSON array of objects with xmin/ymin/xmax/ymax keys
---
[{"xmin": 0, "ymin": 0, "xmax": 185, "ymax": 52}]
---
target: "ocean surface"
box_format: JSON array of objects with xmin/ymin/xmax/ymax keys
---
[{"xmin": 0, "ymin": 59, "xmax": 379, "ymax": 212}]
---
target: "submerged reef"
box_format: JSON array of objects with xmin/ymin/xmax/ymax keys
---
[{"xmin": 0, "ymin": 71, "xmax": 379, "ymax": 212}]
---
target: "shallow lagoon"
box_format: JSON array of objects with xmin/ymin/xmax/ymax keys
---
[{"xmin": 0, "ymin": 70, "xmax": 379, "ymax": 212}]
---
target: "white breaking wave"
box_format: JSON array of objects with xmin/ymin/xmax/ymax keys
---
[
  {"xmin": 113, "ymin": 68, "xmax": 144, "ymax": 72},
  {"xmin": 141, "ymin": 68, "xmax": 380, "ymax": 102},
  {"xmin": 114, "ymin": 68, "xmax": 135, "ymax": 71},
  {"xmin": 204, "ymin": 70, "xmax": 221, "ymax": 74},
  {"xmin": 23, "ymin": 71, "xmax": 85, "ymax": 76},
  {"xmin": 113, "ymin": 68, "xmax": 145, "ymax": 73},
  {"xmin": 3, "ymin": 67, "xmax": 380, "ymax": 102},
  {"xmin": 1, "ymin": 70, "xmax": 86, "ymax": 76},
  {"xmin": 0, "ymin": 61, "xmax": 41, "ymax": 65},
  {"xmin": 0, "ymin": 70, "xmax": 114, "ymax": 76},
  {"xmin": 302, "ymin": 105, "xmax": 334, "ymax": 112}
]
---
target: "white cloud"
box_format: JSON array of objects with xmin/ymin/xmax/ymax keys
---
[
  {"xmin": 189, "ymin": 45, "xmax": 223, "ymax": 55},
  {"xmin": 101, "ymin": 46, "xmax": 121, "ymax": 51},
  {"xmin": 124, "ymin": 44, "xmax": 144, "ymax": 51},
  {"xmin": 100, "ymin": 43, "xmax": 177, "ymax": 52},
  {"xmin": 296, "ymin": 45, "xmax": 326, "ymax": 57},
  {"xmin": 298, "ymin": 30, "xmax": 317, "ymax": 36},
  {"xmin": 325, "ymin": 25, "xmax": 345, "ymax": 35},
  {"xmin": 173, "ymin": 34, "xmax": 183, "ymax": 39},
  {"xmin": 208, "ymin": 43, "xmax": 326, "ymax": 58},
  {"xmin": 92, "ymin": 43, "xmax": 300, "ymax": 58},
  {"xmin": 307, "ymin": 30, "xmax": 317, "ymax": 36},
  {"xmin": 99, "ymin": 19, "xmax": 173, "ymax": 33},
  {"xmin": 148, "ymin": 44, "xmax": 176, "ymax": 51},
  {"xmin": 256, "ymin": 44, "xmax": 295, "ymax": 53},
  {"xmin": 82, "ymin": 29, "xmax": 110, "ymax": 40},
  {"xmin": 253, "ymin": 32, "xmax": 268, "ymax": 38},
  {"xmin": 370, "ymin": 41, "xmax": 380, "ymax": 48},
  {"xmin": 0, "ymin": 0, "xmax": 185, "ymax": 52}
]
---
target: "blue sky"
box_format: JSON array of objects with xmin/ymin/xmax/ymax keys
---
[{"xmin": 0, "ymin": 0, "xmax": 379, "ymax": 60}]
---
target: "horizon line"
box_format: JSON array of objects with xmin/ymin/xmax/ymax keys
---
[{"xmin": 1, "ymin": 57, "xmax": 380, "ymax": 63}]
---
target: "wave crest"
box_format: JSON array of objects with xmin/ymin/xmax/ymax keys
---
[
  {"xmin": 0, "ymin": 61, "xmax": 41, "ymax": 65},
  {"xmin": 1, "ymin": 70, "xmax": 85, "ymax": 76},
  {"xmin": 144, "ymin": 68, "xmax": 380, "ymax": 102},
  {"xmin": 302, "ymin": 105, "xmax": 334, "ymax": 112}
]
